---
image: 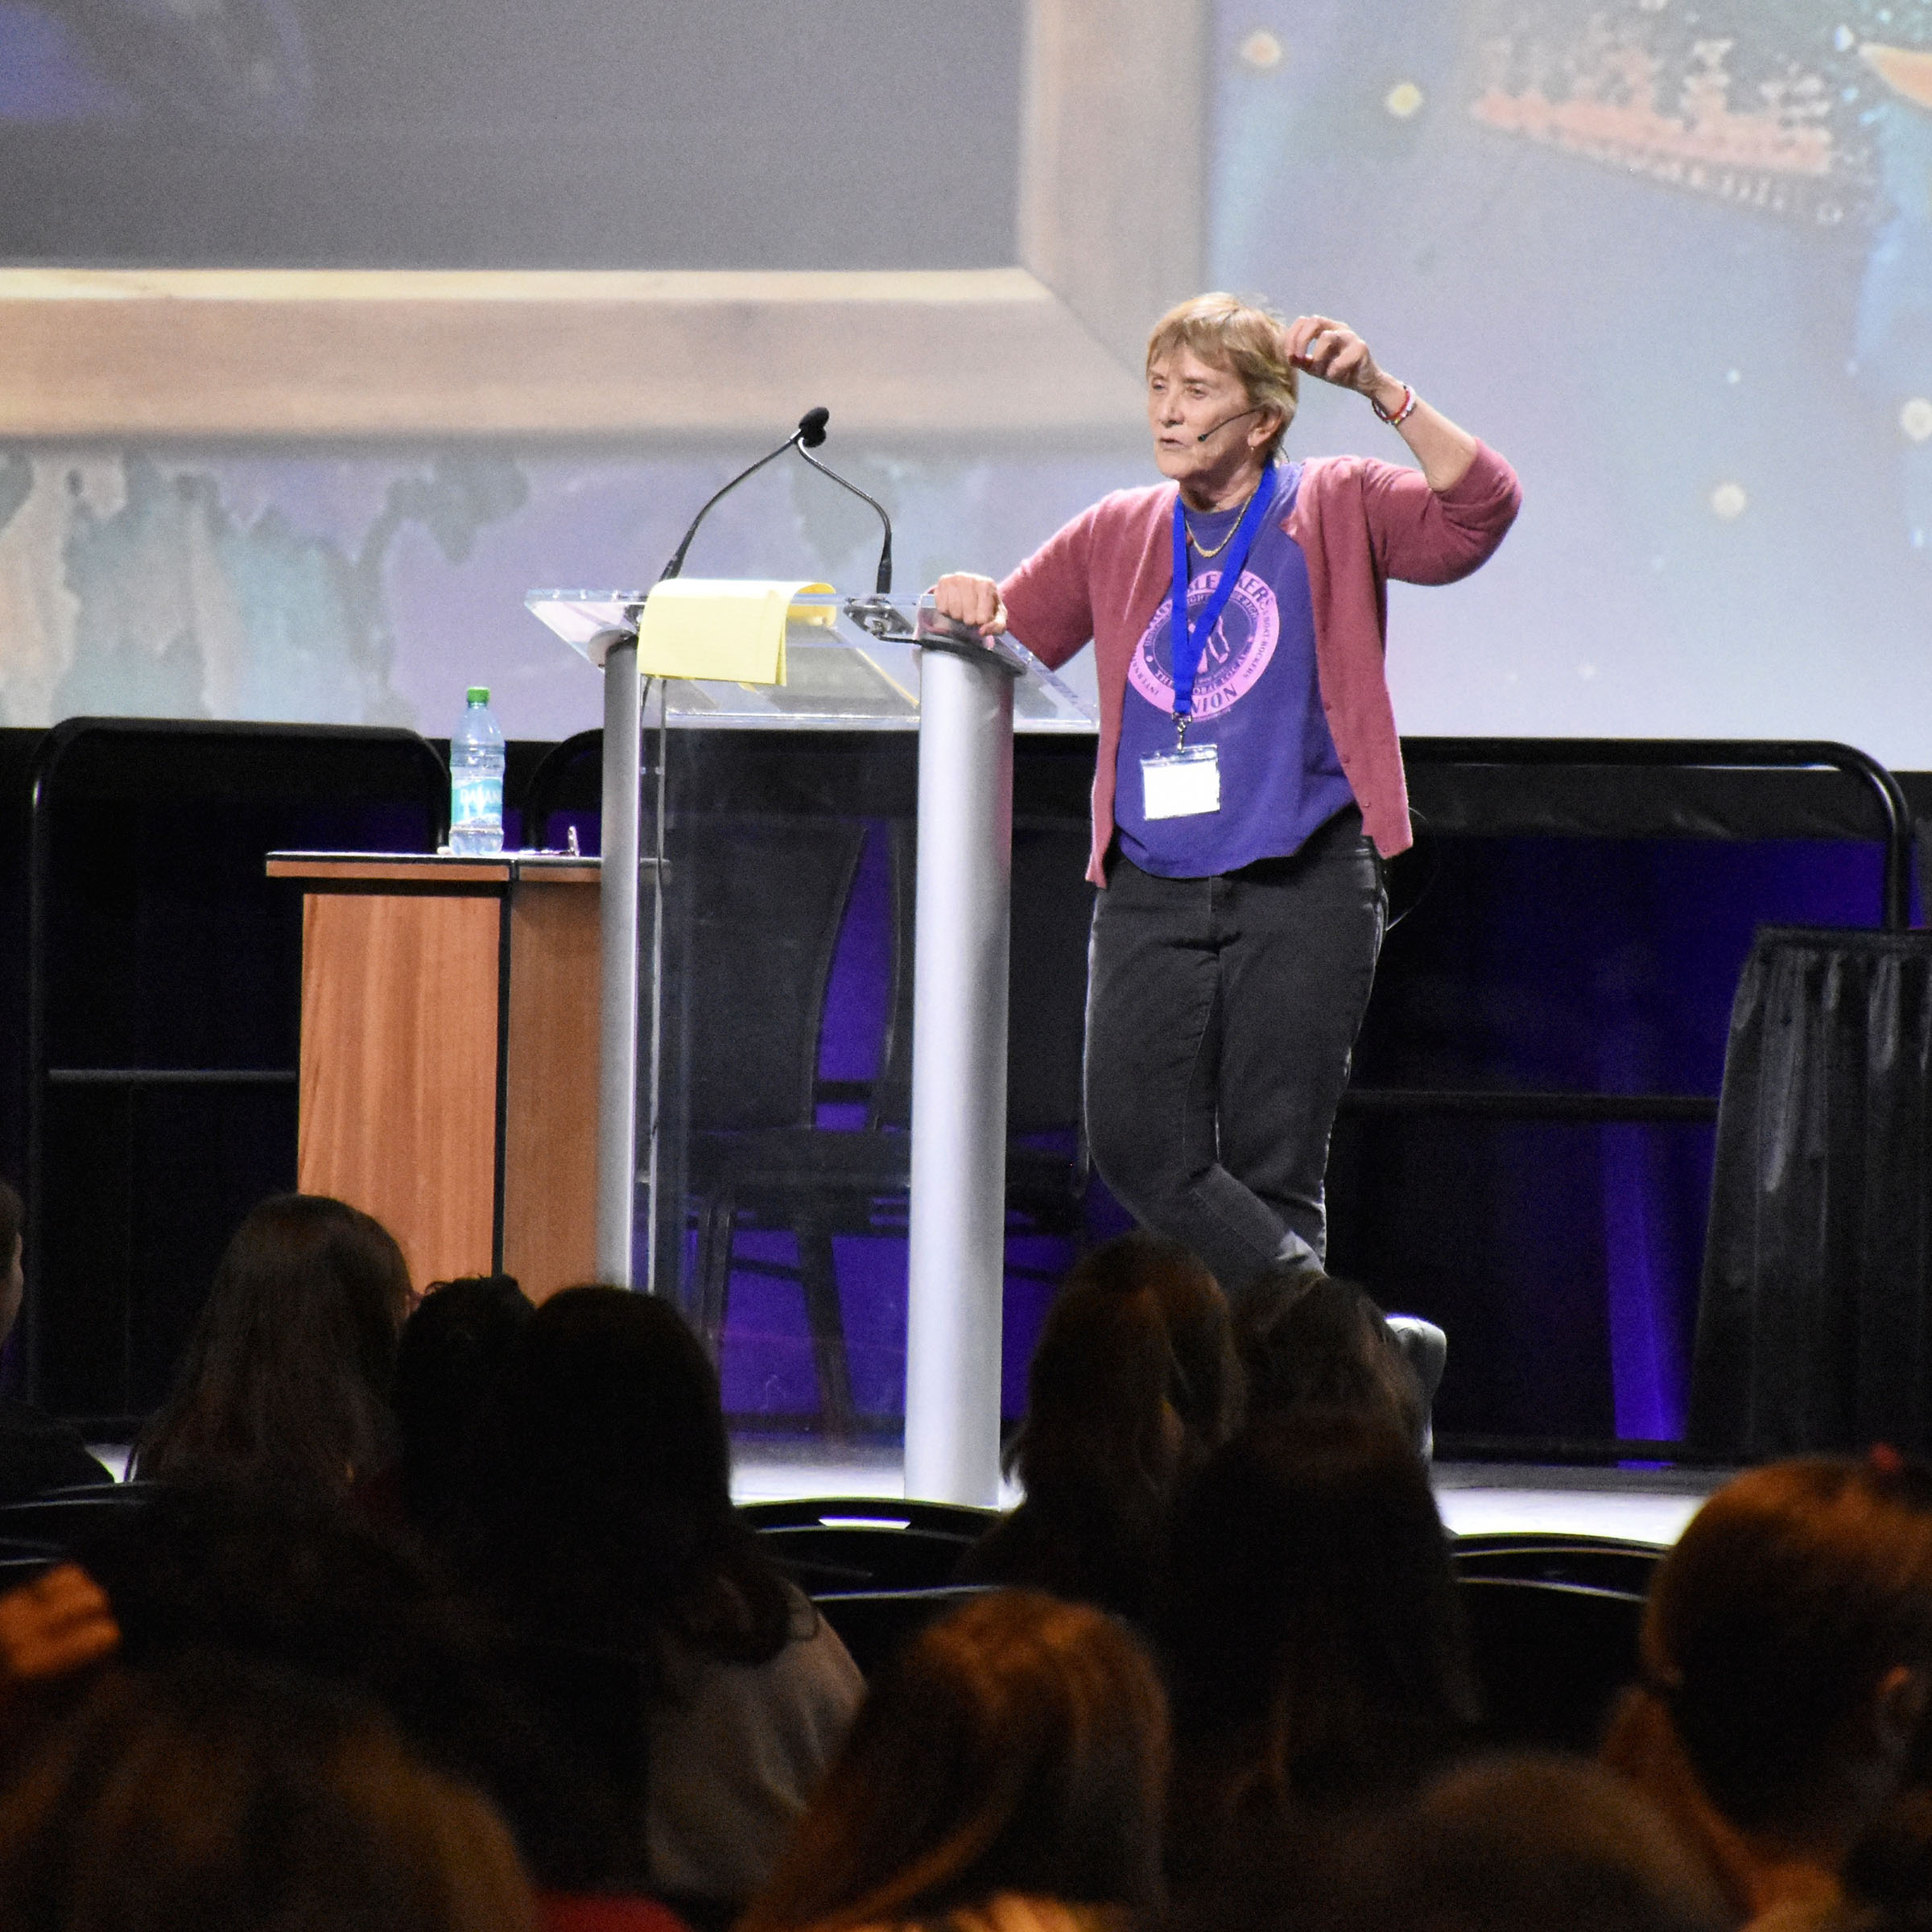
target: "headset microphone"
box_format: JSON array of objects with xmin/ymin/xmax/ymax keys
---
[{"xmin": 1195, "ymin": 406, "xmax": 1265, "ymax": 444}]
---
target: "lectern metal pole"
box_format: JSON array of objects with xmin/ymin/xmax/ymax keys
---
[
  {"xmin": 904, "ymin": 642, "xmax": 1017, "ymax": 1507},
  {"xmin": 596, "ymin": 636, "xmax": 642, "ymax": 1286}
]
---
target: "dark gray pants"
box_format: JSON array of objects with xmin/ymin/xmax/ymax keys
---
[{"xmin": 1084, "ymin": 807, "xmax": 1386, "ymax": 1297}]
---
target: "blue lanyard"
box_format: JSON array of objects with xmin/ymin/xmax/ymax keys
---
[{"xmin": 1170, "ymin": 475, "xmax": 1276, "ymax": 742}]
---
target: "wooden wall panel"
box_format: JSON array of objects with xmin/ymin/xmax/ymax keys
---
[
  {"xmin": 501, "ymin": 877, "xmax": 601, "ymax": 1302},
  {"xmin": 1019, "ymin": 0, "xmax": 1208, "ymax": 369},
  {"xmin": 0, "ymin": 268, "xmax": 1142, "ymax": 440},
  {"xmin": 296, "ymin": 890, "xmax": 501, "ymax": 1286},
  {"xmin": 0, "ymin": 6, "xmax": 1207, "ymax": 440}
]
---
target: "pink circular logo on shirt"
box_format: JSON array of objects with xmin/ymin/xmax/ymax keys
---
[{"xmin": 1129, "ymin": 570, "xmax": 1278, "ymax": 718}]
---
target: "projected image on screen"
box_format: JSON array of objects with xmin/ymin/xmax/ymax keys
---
[
  {"xmin": 1216, "ymin": 0, "xmax": 1932, "ymax": 763},
  {"xmin": 6, "ymin": 0, "xmax": 1931, "ymax": 759},
  {"xmin": 1472, "ymin": 2, "xmax": 1921, "ymax": 226},
  {"xmin": 0, "ymin": 0, "xmax": 1024, "ymax": 267},
  {"xmin": 0, "ymin": 0, "xmax": 313, "ymax": 130},
  {"xmin": 1468, "ymin": 1, "xmax": 1932, "ymax": 423}
]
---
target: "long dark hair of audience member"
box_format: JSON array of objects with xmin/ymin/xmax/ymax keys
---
[
  {"xmin": 0, "ymin": 1650, "xmax": 535, "ymax": 1932},
  {"xmin": 1604, "ymin": 1451, "xmax": 1932, "ymax": 1922},
  {"xmin": 957, "ymin": 1232, "xmax": 1239, "ymax": 1620},
  {"xmin": 137, "ymin": 1193, "xmax": 413, "ymax": 1500},
  {"xmin": 741, "ymin": 1589, "xmax": 1167, "ymax": 1932},
  {"xmin": 391, "ymin": 1274, "xmax": 533, "ymax": 1554},
  {"xmin": 460, "ymin": 1285, "xmax": 791, "ymax": 1666},
  {"xmin": 1159, "ymin": 1410, "xmax": 1480, "ymax": 1862},
  {"xmin": 457, "ymin": 1286, "xmax": 862, "ymax": 1913},
  {"xmin": 1234, "ymin": 1265, "xmax": 1425, "ymax": 1449}
]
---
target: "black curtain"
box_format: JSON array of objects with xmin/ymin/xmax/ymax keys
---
[{"xmin": 1691, "ymin": 927, "xmax": 1932, "ymax": 1457}]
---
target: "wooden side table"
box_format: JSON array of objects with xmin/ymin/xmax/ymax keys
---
[{"xmin": 266, "ymin": 852, "xmax": 601, "ymax": 1299}]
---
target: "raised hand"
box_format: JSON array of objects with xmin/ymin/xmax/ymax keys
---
[
  {"xmin": 1282, "ymin": 312, "xmax": 1477, "ymax": 491},
  {"xmin": 1284, "ymin": 315, "xmax": 1386, "ymax": 399}
]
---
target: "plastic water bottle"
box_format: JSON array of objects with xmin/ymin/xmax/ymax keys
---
[{"xmin": 449, "ymin": 687, "xmax": 505, "ymax": 855}]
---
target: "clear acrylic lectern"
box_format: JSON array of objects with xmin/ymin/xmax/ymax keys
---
[{"xmin": 525, "ymin": 588, "xmax": 1094, "ymax": 1505}]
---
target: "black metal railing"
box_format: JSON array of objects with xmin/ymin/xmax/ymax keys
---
[
  {"xmin": 1401, "ymin": 737, "xmax": 1913, "ymax": 931},
  {"xmin": 1340, "ymin": 737, "xmax": 1913, "ymax": 1137},
  {"xmin": 1346, "ymin": 736, "xmax": 1917, "ymax": 1460},
  {"xmin": 22, "ymin": 717, "xmax": 448, "ymax": 1418}
]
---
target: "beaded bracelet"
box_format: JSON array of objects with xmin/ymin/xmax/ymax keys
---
[{"xmin": 1371, "ymin": 382, "xmax": 1418, "ymax": 427}]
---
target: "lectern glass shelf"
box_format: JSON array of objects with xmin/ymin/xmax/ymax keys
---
[
  {"xmin": 524, "ymin": 589, "xmax": 1096, "ymax": 732},
  {"xmin": 526, "ymin": 584, "xmax": 1095, "ymax": 1489}
]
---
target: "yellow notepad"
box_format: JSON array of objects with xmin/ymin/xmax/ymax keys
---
[{"xmin": 634, "ymin": 579, "xmax": 832, "ymax": 687}]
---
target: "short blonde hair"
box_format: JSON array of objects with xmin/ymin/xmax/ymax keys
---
[{"xmin": 1146, "ymin": 292, "xmax": 1298, "ymax": 457}]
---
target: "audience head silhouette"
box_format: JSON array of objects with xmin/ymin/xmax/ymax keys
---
[
  {"xmin": 967, "ymin": 1233, "xmax": 1236, "ymax": 1619},
  {"xmin": 393, "ymin": 1274, "xmax": 533, "ymax": 1549},
  {"xmin": 1020, "ymin": 1232, "xmax": 1238, "ymax": 1477},
  {"xmin": 0, "ymin": 1650, "xmax": 534, "ymax": 1932},
  {"xmin": 742, "ymin": 1588, "xmax": 1166, "ymax": 1932},
  {"xmin": 1609, "ymin": 1450, "xmax": 1932, "ymax": 1891},
  {"xmin": 82, "ymin": 1480, "xmax": 647, "ymax": 1897},
  {"xmin": 138, "ymin": 1194, "xmax": 412, "ymax": 1499},
  {"xmin": 1161, "ymin": 1410, "xmax": 1478, "ymax": 1820},
  {"xmin": 463, "ymin": 1285, "xmax": 793, "ymax": 1664},
  {"xmin": 1233, "ymin": 1265, "xmax": 1425, "ymax": 1450},
  {"xmin": 1311, "ymin": 1753, "xmax": 1729, "ymax": 1932}
]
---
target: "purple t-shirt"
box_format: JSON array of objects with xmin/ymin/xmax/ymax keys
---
[{"xmin": 1114, "ymin": 464, "xmax": 1356, "ymax": 877}]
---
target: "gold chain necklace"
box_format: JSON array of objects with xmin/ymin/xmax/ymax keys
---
[{"xmin": 1183, "ymin": 480, "xmax": 1261, "ymax": 559}]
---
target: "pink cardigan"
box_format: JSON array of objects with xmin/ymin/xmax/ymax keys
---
[{"xmin": 1000, "ymin": 444, "xmax": 1522, "ymax": 883}]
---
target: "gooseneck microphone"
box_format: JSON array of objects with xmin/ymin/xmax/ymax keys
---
[
  {"xmin": 797, "ymin": 441, "xmax": 894, "ymax": 594},
  {"xmin": 658, "ymin": 406, "xmax": 893, "ymax": 592},
  {"xmin": 1195, "ymin": 405, "xmax": 1265, "ymax": 443},
  {"xmin": 660, "ymin": 408, "xmax": 828, "ymax": 581}
]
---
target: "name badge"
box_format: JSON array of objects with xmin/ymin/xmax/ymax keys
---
[{"xmin": 1141, "ymin": 743, "xmax": 1221, "ymax": 819}]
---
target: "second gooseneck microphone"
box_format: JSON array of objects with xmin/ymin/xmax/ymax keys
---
[
  {"xmin": 658, "ymin": 406, "xmax": 894, "ymax": 593},
  {"xmin": 799, "ymin": 440, "xmax": 894, "ymax": 595}
]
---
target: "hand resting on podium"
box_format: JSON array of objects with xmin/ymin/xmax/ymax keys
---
[{"xmin": 931, "ymin": 572, "xmax": 1007, "ymax": 639}]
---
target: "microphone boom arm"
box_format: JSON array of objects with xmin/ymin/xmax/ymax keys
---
[
  {"xmin": 654, "ymin": 405, "xmax": 894, "ymax": 594},
  {"xmin": 659, "ymin": 437, "xmax": 799, "ymax": 582},
  {"xmin": 796, "ymin": 444, "xmax": 894, "ymax": 594}
]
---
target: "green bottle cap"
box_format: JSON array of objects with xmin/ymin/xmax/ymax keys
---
[{"xmin": 466, "ymin": 687, "xmax": 489, "ymax": 705}]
